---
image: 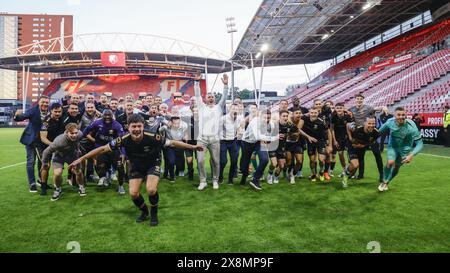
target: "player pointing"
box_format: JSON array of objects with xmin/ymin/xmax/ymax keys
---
[{"xmin": 70, "ymin": 114, "xmax": 203, "ymax": 227}]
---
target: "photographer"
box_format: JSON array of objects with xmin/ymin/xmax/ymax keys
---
[{"xmin": 378, "ymin": 107, "xmax": 393, "ymax": 152}]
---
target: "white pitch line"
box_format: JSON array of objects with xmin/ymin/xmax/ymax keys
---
[
  {"xmin": 0, "ymin": 162, "xmax": 26, "ymax": 170},
  {"xmin": 420, "ymin": 153, "xmax": 450, "ymax": 159}
]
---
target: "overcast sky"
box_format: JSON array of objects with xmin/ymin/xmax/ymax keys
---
[{"xmin": 2, "ymin": 0, "xmax": 330, "ymax": 94}]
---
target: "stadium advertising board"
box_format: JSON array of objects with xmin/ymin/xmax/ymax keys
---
[
  {"xmin": 42, "ymin": 75, "xmax": 206, "ymax": 106},
  {"xmin": 369, "ymin": 53, "xmax": 413, "ymax": 71},
  {"xmin": 409, "ymin": 113, "xmax": 445, "ymax": 145}
]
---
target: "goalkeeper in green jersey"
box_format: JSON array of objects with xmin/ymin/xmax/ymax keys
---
[{"xmin": 378, "ymin": 107, "xmax": 423, "ymax": 192}]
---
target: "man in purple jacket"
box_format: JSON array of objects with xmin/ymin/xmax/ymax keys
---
[{"xmin": 83, "ymin": 109, "xmax": 126, "ymax": 193}]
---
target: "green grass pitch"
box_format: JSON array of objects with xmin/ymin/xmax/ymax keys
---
[{"xmin": 0, "ymin": 128, "xmax": 449, "ymax": 253}]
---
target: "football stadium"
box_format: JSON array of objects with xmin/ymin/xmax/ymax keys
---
[{"xmin": 0, "ymin": 0, "xmax": 450, "ymax": 256}]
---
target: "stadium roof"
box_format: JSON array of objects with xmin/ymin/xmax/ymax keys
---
[
  {"xmin": 0, "ymin": 33, "xmax": 244, "ymax": 75},
  {"xmin": 232, "ymin": 0, "xmax": 436, "ymax": 67},
  {"xmin": 0, "ymin": 51, "xmax": 235, "ymax": 75}
]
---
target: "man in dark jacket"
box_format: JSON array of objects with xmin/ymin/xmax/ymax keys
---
[
  {"xmin": 13, "ymin": 95, "xmax": 50, "ymax": 192},
  {"xmin": 378, "ymin": 107, "xmax": 393, "ymax": 152}
]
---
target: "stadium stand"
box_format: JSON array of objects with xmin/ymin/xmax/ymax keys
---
[
  {"xmin": 360, "ymin": 49, "xmax": 450, "ymax": 107},
  {"xmin": 403, "ymin": 78, "xmax": 450, "ymax": 113},
  {"xmin": 331, "ymin": 56, "xmax": 424, "ymax": 105},
  {"xmin": 318, "ymin": 19, "xmax": 450, "ymax": 78},
  {"xmin": 287, "ymin": 19, "xmax": 450, "ymax": 113}
]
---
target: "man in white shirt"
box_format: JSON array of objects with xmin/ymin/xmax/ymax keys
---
[
  {"xmin": 219, "ymin": 103, "xmax": 244, "ymax": 184},
  {"xmin": 239, "ymin": 109, "xmax": 279, "ymax": 190},
  {"xmin": 195, "ymin": 74, "xmax": 229, "ymax": 190}
]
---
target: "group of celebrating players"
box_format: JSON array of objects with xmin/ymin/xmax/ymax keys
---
[{"xmin": 14, "ymin": 74, "xmax": 423, "ymax": 227}]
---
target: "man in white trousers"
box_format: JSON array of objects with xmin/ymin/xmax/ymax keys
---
[{"xmin": 194, "ymin": 74, "xmax": 229, "ymax": 190}]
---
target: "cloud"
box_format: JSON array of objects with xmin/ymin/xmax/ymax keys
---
[{"xmin": 67, "ymin": 0, "xmax": 81, "ymax": 6}]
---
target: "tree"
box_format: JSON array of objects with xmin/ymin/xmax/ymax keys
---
[{"xmin": 237, "ymin": 88, "xmax": 253, "ymax": 100}]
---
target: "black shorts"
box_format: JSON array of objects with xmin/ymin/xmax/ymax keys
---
[
  {"xmin": 80, "ymin": 140, "xmax": 95, "ymax": 155},
  {"xmin": 333, "ymin": 138, "xmax": 347, "ymax": 153},
  {"xmin": 269, "ymin": 146, "xmax": 286, "ymax": 159},
  {"xmin": 97, "ymin": 149, "xmax": 121, "ymax": 166},
  {"xmin": 285, "ymin": 142, "xmax": 304, "ymax": 154},
  {"xmin": 300, "ymin": 138, "xmax": 307, "ymax": 151},
  {"xmin": 268, "ymin": 151, "xmax": 277, "ymax": 158},
  {"xmin": 347, "ymin": 144, "xmax": 365, "ymax": 161},
  {"xmin": 307, "ymin": 140, "xmax": 327, "ymax": 156},
  {"xmin": 277, "ymin": 150, "xmax": 286, "ymax": 159},
  {"xmin": 185, "ymin": 140, "xmax": 197, "ymax": 157},
  {"xmin": 128, "ymin": 159, "xmax": 162, "ymax": 179}
]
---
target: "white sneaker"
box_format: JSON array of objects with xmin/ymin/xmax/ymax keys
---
[
  {"xmin": 93, "ymin": 174, "xmax": 99, "ymax": 180},
  {"xmin": 267, "ymin": 174, "xmax": 273, "ymax": 184},
  {"xmin": 289, "ymin": 174, "xmax": 296, "ymax": 184},
  {"xmin": 296, "ymin": 171, "xmax": 303, "ymax": 178},
  {"xmin": 118, "ymin": 185, "xmax": 126, "ymax": 195},
  {"xmin": 378, "ymin": 183, "xmax": 389, "ymax": 192},
  {"xmin": 213, "ymin": 181, "xmax": 219, "ymax": 190},
  {"xmin": 104, "ymin": 177, "xmax": 111, "ymax": 187},
  {"xmin": 98, "ymin": 177, "xmax": 106, "ymax": 186},
  {"xmin": 110, "ymin": 173, "xmax": 117, "ymax": 181},
  {"xmin": 198, "ymin": 182, "xmax": 207, "ymax": 191},
  {"xmin": 329, "ymin": 170, "xmax": 334, "ymax": 177},
  {"xmin": 274, "ymin": 176, "xmax": 279, "ymax": 184},
  {"xmin": 260, "ymin": 175, "xmax": 265, "ymax": 181},
  {"xmin": 78, "ymin": 186, "xmax": 87, "ymax": 197},
  {"xmin": 178, "ymin": 171, "xmax": 185, "ymax": 177}
]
